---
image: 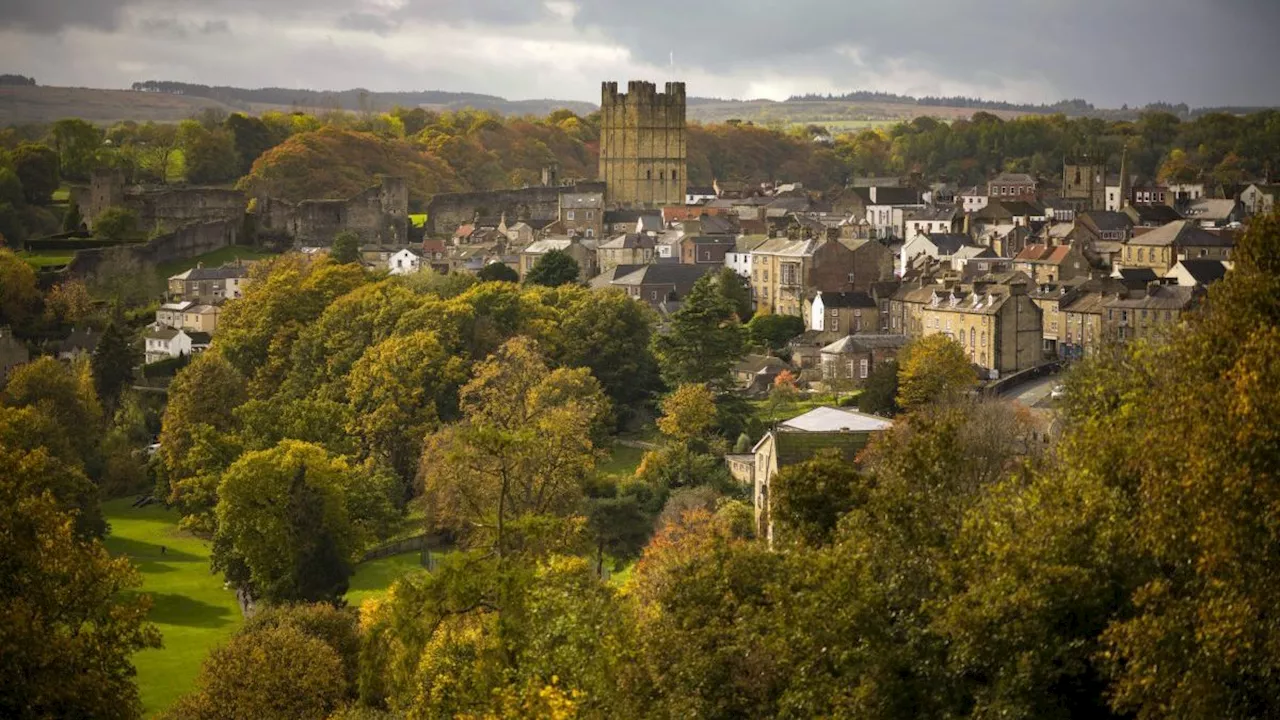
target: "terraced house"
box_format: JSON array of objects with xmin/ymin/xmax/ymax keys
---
[{"xmin": 917, "ymin": 275, "xmax": 1042, "ymax": 378}]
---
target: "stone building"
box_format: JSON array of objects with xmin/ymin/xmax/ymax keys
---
[
  {"xmin": 1061, "ymin": 157, "xmax": 1108, "ymax": 211},
  {"xmin": 916, "ymin": 274, "xmax": 1043, "ymax": 379},
  {"xmin": 598, "ymin": 81, "xmax": 687, "ymax": 207},
  {"xmin": 82, "ymin": 169, "xmax": 246, "ymax": 233},
  {"xmin": 255, "ymin": 175, "xmax": 408, "ymax": 247}
]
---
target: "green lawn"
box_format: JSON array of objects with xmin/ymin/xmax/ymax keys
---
[
  {"xmin": 18, "ymin": 250, "xmax": 75, "ymax": 268},
  {"xmin": 346, "ymin": 552, "xmax": 428, "ymax": 607},
  {"xmin": 155, "ymin": 246, "xmax": 278, "ymax": 280},
  {"xmin": 52, "ymin": 187, "xmax": 71, "ymax": 203},
  {"xmin": 749, "ymin": 395, "xmax": 861, "ymax": 424},
  {"xmin": 102, "ymin": 498, "xmax": 242, "ymax": 717},
  {"xmin": 409, "ymin": 213, "xmax": 428, "ymax": 228},
  {"xmin": 596, "ymin": 443, "xmax": 648, "ymax": 481}
]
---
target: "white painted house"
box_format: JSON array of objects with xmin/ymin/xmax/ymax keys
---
[
  {"xmin": 387, "ymin": 248, "xmax": 423, "ymax": 275},
  {"xmin": 143, "ymin": 328, "xmax": 210, "ymax": 364},
  {"xmin": 725, "ymin": 235, "xmax": 768, "ymax": 279}
]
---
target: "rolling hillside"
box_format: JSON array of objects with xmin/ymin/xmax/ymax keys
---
[{"xmin": 0, "ymin": 85, "xmax": 238, "ymax": 124}]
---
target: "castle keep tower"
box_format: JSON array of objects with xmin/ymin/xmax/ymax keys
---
[{"xmin": 599, "ymin": 81, "xmax": 687, "ymax": 207}]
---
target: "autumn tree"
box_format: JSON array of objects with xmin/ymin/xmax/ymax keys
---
[
  {"xmin": 771, "ymin": 451, "xmax": 868, "ymax": 546},
  {"xmin": 0, "ymin": 445, "xmax": 160, "ymax": 720},
  {"xmin": 524, "ymin": 249, "xmax": 580, "ymax": 287},
  {"xmin": 420, "ymin": 336, "xmax": 608, "ymax": 557},
  {"xmin": 859, "ymin": 359, "xmax": 900, "ymax": 416},
  {"xmin": 652, "ymin": 272, "xmax": 746, "ymax": 388},
  {"xmin": 896, "ymin": 334, "xmax": 976, "ymax": 410},
  {"xmin": 656, "ymin": 383, "xmax": 719, "ymax": 443},
  {"xmin": 0, "ymin": 248, "xmax": 39, "ymax": 326},
  {"xmin": 43, "ymin": 279, "xmax": 94, "ymax": 325}
]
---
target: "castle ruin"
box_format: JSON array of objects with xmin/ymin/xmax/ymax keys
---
[{"xmin": 599, "ymin": 81, "xmax": 687, "ymax": 208}]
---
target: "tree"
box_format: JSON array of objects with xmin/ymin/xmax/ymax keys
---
[
  {"xmin": 62, "ymin": 199, "xmax": 84, "ymax": 231},
  {"xmin": 715, "ymin": 266, "xmax": 753, "ymax": 320},
  {"xmin": 656, "ymin": 383, "xmax": 719, "ymax": 442},
  {"xmin": 896, "ymin": 335, "xmax": 975, "ymax": 410},
  {"xmin": 87, "ymin": 247, "xmax": 164, "ymax": 308},
  {"xmin": 91, "ymin": 321, "xmax": 139, "ymax": 406},
  {"xmin": 766, "ymin": 369, "xmax": 801, "ymax": 419},
  {"xmin": 420, "ymin": 337, "xmax": 608, "ymax": 557},
  {"xmin": 557, "ymin": 287, "xmax": 660, "ymax": 423},
  {"xmin": 652, "ymin": 273, "xmax": 746, "ymax": 387},
  {"xmin": 0, "ymin": 248, "xmax": 39, "ymax": 326},
  {"xmin": 179, "ymin": 123, "xmax": 240, "ymax": 184},
  {"xmin": 43, "ymin": 279, "xmax": 94, "ymax": 325},
  {"xmin": 477, "ymin": 261, "xmax": 519, "ymax": 283},
  {"xmin": 163, "ymin": 625, "xmax": 345, "ymax": 720},
  {"xmin": 584, "ymin": 480, "xmax": 654, "ymax": 575},
  {"xmin": 771, "ymin": 451, "xmax": 867, "ymax": 546},
  {"xmin": 0, "ymin": 167, "xmax": 24, "ymax": 209},
  {"xmin": 524, "ymin": 249, "xmax": 580, "ymax": 287},
  {"xmin": 331, "ymin": 229, "xmax": 361, "ymax": 264},
  {"xmin": 1157, "ymin": 147, "xmax": 1200, "ymax": 184},
  {"xmin": 223, "ymin": 112, "xmax": 281, "ymax": 175},
  {"xmin": 48, "ymin": 118, "xmax": 102, "ymax": 181},
  {"xmin": 858, "ymin": 359, "xmax": 899, "ymax": 416},
  {"xmin": 9, "ymin": 143, "xmax": 59, "ymax": 205},
  {"xmin": 4, "ymin": 356, "xmax": 104, "ymax": 481},
  {"xmin": 213, "ymin": 441, "xmax": 364, "ymax": 604},
  {"xmin": 746, "ymin": 312, "xmax": 804, "ymax": 351},
  {"xmin": 94, "ymin": 206, "xmax": 140, "ymax": 241},
  {"xmin": 0, "ymin": 446, "xmax": 160, "ymax": 720}
]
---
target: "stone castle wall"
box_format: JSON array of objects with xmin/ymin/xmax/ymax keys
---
[
  {"xmin": 599, "ymin": 81, "xmax": 687, "ymax": 208},
  {"xmin": 83, "ymin": 169, "xmax": 247, "ymax": 233},
  {"xmin": 253, "ymin": 175, "xmax": 409, "ymax": 246},
  {"xmin": 425, "ymin": 181, "xmax": 606, "ymax": 237},
  {"xmin": 64, "ymin": 218, "xmax": 240, "ymax": 278}
]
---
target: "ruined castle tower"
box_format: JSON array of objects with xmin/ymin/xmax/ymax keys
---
[{"xmin": 599, "ymin": 81, "xmax": 687, "ymax": 208}]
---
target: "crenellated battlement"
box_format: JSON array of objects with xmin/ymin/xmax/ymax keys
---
[{"xmin": 601, "ymin": 80, "xmax": 686, "ymax": 108}]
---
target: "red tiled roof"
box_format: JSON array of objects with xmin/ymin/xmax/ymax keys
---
[{"xmin": 1014, "ymin": 243, "xmax": 1073, "ymax": 264}]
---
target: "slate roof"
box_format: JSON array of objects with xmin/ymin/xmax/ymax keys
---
[
  {"xmin": 58, "ymin": 327, "xmax": 100, "ymax": 353},
  {"xmin": 1129, "ymin": 220, "xmax": 1233, "ymax": 247},
  {"xmin": 1081, "ymin": 210, "xmax": 1134, "ymax": 233},
  {"xmin": 865, "ymin": 187, "xmax": 922, "ymax": 206},
  {"xmin": 816, "ymin": 290, "xmax": 878, "ymax": 309},
  {"xmin": 1104, "ymin": 285, "xmax": 1198, "ymax": 311},
  {"xmin": 925, "ymin": 233, "xmax": 971, "ymax": 256},
  {"xmin": 611, "ymin": 264, "xmax": 712, "ymax": 289},
  {"xmin": 559, "ymin": 193, "xmax": 603, "ymax": 209},
  {"xmin": 734, "ymin": 354, "xmax": 789, "ymax": 375},
  {"xmin": 686, "ymin": 185, "xmax": 716, "ymax": 196},
  {"xmin": 522, "ymin": 238, "xmax": 574, "ymax": 254},
  {"xmin": 603, "ymin": 209, "xmax": 646, "ymax": 224},
  {"xmin": 599, "ymin": 233, "xmax": 655, "ymax": 250},
  {"xmin": 908, "ymin": 206, "xmax": 958, "ymax": 222},
  {"xmin": 990, "ymin": 172, "xmax": 1036, "ymax": 185},
  {"xmin": 751, "ymin": 237, "xmax": 819, "ymax": 257},
  {"xmin": 173, "ymin": 266, "xmax": 249, "ymax": 282},
  {"xmin": 1171, "ymin": 259, "xmax": 1228, "ymax": 285},
  {"xmin": 1127, "ymin": 203, "xmax": 1183, "ymax": 225}
]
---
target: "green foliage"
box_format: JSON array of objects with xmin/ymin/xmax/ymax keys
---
[
  {"xmin": 223, "ymin": 112, "xmax": 285, "ymax": 175},
  {"xmin": 746, "ymin": 312, "xmax": 805, "ymax": 351},
  {"xmin": 178, "ymin": 121, "xmax": 240, "ymax": 184},
  {"xmin": 476, "ymin": 261, "xmax": 519, "ymax": 283},
  {"xmin": 48, "ymin": 118, "xmax": 103, "ymax": 181},
  {"xmin": 163, "ymin": 625, "xmax": 346, "ymax": 720},
  {"xmin": 62, "ymin": 199, "xmax": 83, "ymax": 231},
  {"xmin": 94, "ymin": 205, "xmax": 140, "ymax": 241},
  {"xmin": 524, "ymin": 249, "xmax": 581, "ymax": 287},
  {"xmin": 213, "ymin": 441, "xmax": 375, "ymax": 604},
  {"xmin": 0, "ymin": 445, "xmax": 161, "ymax": 720},
  {"xmin": 715, "ymin": 266, "xmax": 753, "ymax": 320},
  {"xmin": 653, "ymin": 273, "xmax": 746, "ymax": 388},
  {"xmin": 770, "ymin": 451, "xmax": 867, "ymax": 546},
  {"xmin": 858, "ymin": 359, "xmax": 900, "ymax": 416},
  {"xmin": 91, "ymin": 321, "xmax": 139, "ymax": 406},
  {"xmin": 331, "ymin": 229, "xmax": 361, "ymax": 264},
  {"xmin": 0, "ymin": 166, "xmax": 24, "ymax": 208},
  {"xmin": 8, "ymin": 143, "xmax": 59, "ymax": 205}
]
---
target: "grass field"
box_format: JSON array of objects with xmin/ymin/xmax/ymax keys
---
[
  {"xmin": 17, "ymin": 250, "xmax": 75, "ymax": 268},
  {"xmin": 102, "ymin": 498, "xmax": 242, "ymax": 717},
  {"xmin": 347, "ymin": 552, "xmax": 427, "ymax": 607},
  {"xmin": 409, "ymin": 213, "xmax": 428, "ymax": 228},
  {"xmin": 597, "ymin": 443, "xmax": 648, "ymax": 481},
  {"xmin": 154, "ymin": 245, "xmax": 278, "ymax": 280}
]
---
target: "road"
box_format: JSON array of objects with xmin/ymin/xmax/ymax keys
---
[{"xmin": 1009, "ymin": 374, "xmax": 1060, "ymax": 410}]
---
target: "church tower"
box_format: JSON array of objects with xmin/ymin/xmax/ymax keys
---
[{"xmin": 599, "ymin": 81, "xmax": 687, "ymax": 208}]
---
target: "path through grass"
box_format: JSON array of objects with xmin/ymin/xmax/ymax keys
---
[{"xmin": 102, "ymin": 498, "xmax": 241, "ymax": 717}]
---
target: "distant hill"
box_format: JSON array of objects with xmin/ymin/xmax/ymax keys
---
[{"xmin": 0, "ymin": 85, "xmax": 239, "ymax": 125}]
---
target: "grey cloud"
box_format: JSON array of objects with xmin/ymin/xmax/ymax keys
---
[
  {"xmin": 136, "ymin": 16, "xmax": 230, "ymax": 39},
  {"xmin": 337, "ymin": 12, "xmax": 399, "ymax": 36},
  {"xmin": 0, "ymin": 0, "xmax": 129, "ymax": 32}
]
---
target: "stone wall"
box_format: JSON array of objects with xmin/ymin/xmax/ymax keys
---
[
  {"xmin": 64, "ymin": 218, "xmax": 240, "ymax": 278},
  {"xmin": 253, "ymin": 175, "xmax": 409, "ymax": 246},
  {"xmin": 425, "ymin": 181, "xmax": 606, "ymax": 237},
  {"xmin": 83, "ymin": 169, "xmax": 247, "ymax": 232}
]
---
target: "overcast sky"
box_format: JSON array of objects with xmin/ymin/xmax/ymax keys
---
[{"xmin": 1, "ymin": 0, "xmax": 1277, "ymax": 108}]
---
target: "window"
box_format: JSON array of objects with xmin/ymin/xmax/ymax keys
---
[
  {"xmin": 567, "ymin": 210, "xmax": 575, "ymax": 220},
  {"xmin": 650, "ymin": 291, "xmax": 657, "ymax": 301},
  {"xmin": 970, "ymin": 327, "xmax": 976, "ymax": 347},
  {"xmin": 859, "ymin": 359, "xmax": 869, "ymax": 379},
  {"xmin": 829, "ymin": 309, "xmax": 839, "ymax": 317},
  {"xmin": 1165, "ymin": 310, "xmax": 1172, "ymax": 321},
  {"xmin": 646, "ymin": 170, "xmax": 652, "ymax": 180},
  {"xmin": 586, "ymin": 210, "xmax": 594, "ymax": 220},
  {"xmin": 672, "ymin": 171, "xmax": 677, "ymax": 181}
]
